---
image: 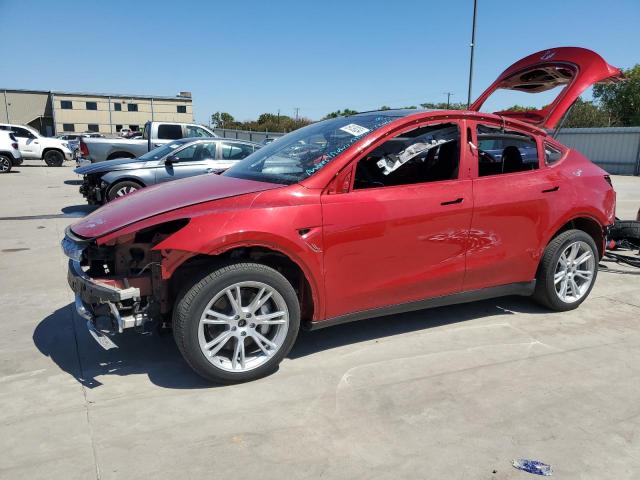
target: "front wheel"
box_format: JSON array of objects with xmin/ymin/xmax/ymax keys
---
[
  {"xmin": 43, "ymin": 150, "xmax": 64, "ymax": 167},
  {"xmin": 0, "ymin": 155, "xmax": 12, "ymax": 173},
  {"xmin": 173, "ymin": 263, "xmax": 300, "ymax": 383},
  {"xmin": 533, "ymin": 229, "xmax": 598, "ymax": 311},
  {"xmin": 107, "ymin": 180, "xmax": 142, "ymax": 201}
]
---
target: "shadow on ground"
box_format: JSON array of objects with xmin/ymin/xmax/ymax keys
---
[
  {"xmin": 61, "ymin": 204, "xmax": 99, "ymax": 217},
  {"xmin": 33, "ymin": 296, "xmax": 546, "ymax": 389}
]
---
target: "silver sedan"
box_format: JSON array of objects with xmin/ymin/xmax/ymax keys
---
[{"xmin": 75, "ymin": 138, "xmax": 260, "ymax": 204}]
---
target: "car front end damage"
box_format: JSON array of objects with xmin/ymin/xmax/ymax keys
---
[
  {"xmin": 79, "ymin": 174, "xmax": 106, "ymax": 205},
  {"xmin": 62, "ymin": 223, "xmax": 183, "ymax": 339}
]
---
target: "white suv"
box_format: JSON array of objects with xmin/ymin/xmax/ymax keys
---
[
  {"xmin": 0, "ymin": 131, "xmax": 23, "ymax": 173},
  {"xmin": 0, "ymin": 124, "xmax": 73, "ymax": 166}
]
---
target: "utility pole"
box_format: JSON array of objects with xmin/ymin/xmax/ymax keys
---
[
  {"xmin": 294, "ymin": 107, "xmax": 299, "ymax": 121},
  {"xmin": 467, "ymin": 0, "xmax": 478, "ymax": 108},
  {"xmin": 443, "ymin": 92, "xmax": 454, "ymax": 109},
  {"xmin": 277, "ymin": 109, "xmax": 280, "ymax": 125}
]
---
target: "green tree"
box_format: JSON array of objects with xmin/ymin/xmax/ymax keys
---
[
  {"xmin": 211, "ymin": 112, "xmax": 236, "ymax": 129},
  {"xmin": 562, "ymin": 98, "xmax": 611, "ymax": 128},
  {"xmin": 323, "ymin": 108, "xmax": 358, "ymax": 119},
  {"xmin": 593, "ymin": 64, "xmax": 640, "ymax": 126},
  {"xmin": 419, "ymin": 102, "xmax": 466, "ymax": 110}
]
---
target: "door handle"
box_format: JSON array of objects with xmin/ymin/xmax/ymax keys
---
[
  {"xmin": 541, "ymin": 186, "xmax": 559, "ymax": 193},
  {"xmin": 441, "ymin": 197, "xmax": 463, "ymax": 206}
]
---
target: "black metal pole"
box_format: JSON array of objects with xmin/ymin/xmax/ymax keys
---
[{"xmin": 467, "ymin": 0, "xmax": 478, "ymax": 108}]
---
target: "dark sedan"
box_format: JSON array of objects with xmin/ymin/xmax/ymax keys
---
[{"xmin": 75, "ymin": 137, "xmax": 260, "ymax": 204}]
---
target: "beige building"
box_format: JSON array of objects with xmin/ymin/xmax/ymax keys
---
[{"xmin": 1, "ymin": 88, "xmax": 194, "ymax": 135}]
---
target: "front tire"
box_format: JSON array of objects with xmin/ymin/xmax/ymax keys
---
[
  {"xmin": 0, "ymin": 155, "xmax": 12, "ymax": 173},
  {"xmin": 173, "ymin": 262, "xmax": 300, "ymax": 383},
  {"xmin": 533, "ymin": 229, "xmax": 598, "ymax": 311},
  {"xmin": 43, "ymin": 150, "xmax": 64, "ymax": 167},
  {"xmin": 107, "ymin": 180, "xmax": 142, "ymax": 201}
]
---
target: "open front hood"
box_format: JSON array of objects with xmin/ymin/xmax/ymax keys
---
[
  {"xmin": 470, "ymin": 47, "xmax": 623, "ymax": 129},
  {"xmin": 70, "ymin": 174, "xmax": 281, "ymax": 239}
]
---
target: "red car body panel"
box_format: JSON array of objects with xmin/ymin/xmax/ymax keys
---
[
  {"xmin": 69, "ymin": 47, "xmax": 618, "ymax": 327},
  {"xmin": 72, "ymin": 173, "xmax": 282, "ymax": 238},
  {"xmin": 470, "ymin": 47, "xmax": 623, "ymax": 129}
]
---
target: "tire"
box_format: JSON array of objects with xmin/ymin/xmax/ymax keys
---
[
  {"xmin": 173, "ymin": 262, "xmax": 300, "ymax": 384},
  {"xmin": 43, "ymin": 150, "xmax": 64, "ymax": 167},
  {"xmin": 107, "ymin": 180, "xmax": 142, "ymax": 201},
  {"xmin": 533, "ymin": 229, "xmax": 598, "ymax": 311},
  {"xmin": 0, "ymin": 155, "xmax": 12, "ymax": 173},
  {"xmin": 609, "ymin": 220, "xmax": 640, "ymax": 242}
]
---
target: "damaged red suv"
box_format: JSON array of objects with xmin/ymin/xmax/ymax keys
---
[{"xmin": 64, "ymin": 47, "xmax": 619, "ymax": 383}]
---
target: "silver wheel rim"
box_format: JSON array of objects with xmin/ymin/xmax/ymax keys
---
[
  {"xmin": 115, "ymin": 185, "xmax": 137, "ymax": 197},
  {"xmin": 554, "ymin": 240, "xmax": 595, "ymax": 303},
  {"xmin": 198, "ymin": 281, "xmax": 289, "ymax": 373},
  {"xmin": 0, "ymin": 157, "xmax": 9, "ymax": 172}
]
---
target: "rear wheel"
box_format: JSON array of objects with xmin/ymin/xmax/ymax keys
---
[
  {"xmin": 43, "ymin": 150, "xmax": 64, "ymax": 167},
  {"xmin": 533, "ymin": 229, "xmax": 598, "ymax": 311},
  {"xmin": 173, "ymin": 262, "xmax": 300, "ymax": 383},
  {"xmin": 107, "ymin": 180, "xmax": 142, "ymax": 201},
  {"xmin": 0, "ymin": 155, "xmax": 12, "ymax": 173}
]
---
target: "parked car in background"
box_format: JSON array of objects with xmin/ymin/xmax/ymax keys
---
[
  {"xmin": 64, "ymin": 47, "xmax": 620, "ymax": 383},
  {"xmin": 0, "ymin": 131, "xmax": 22, "ymax": 173},
  {"xmin": 75, "ymin": 138, "xmax": 260, "ymax": 204},
  {"xmin": 0, "ymin": 123, "xmax": 73, "ymax": 166},
  {"xmin": 78, "ymin": 121, "xmax": 216, "ymax": 164},
  {"xmin": 260, "ymin": 137, "xmax": 280, "ymax": 145},
  {"xmin": 56, "ymin": 132, "xmax": 105, "ymax": 153}
]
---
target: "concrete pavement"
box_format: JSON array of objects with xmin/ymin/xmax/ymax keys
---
[{"xmin": 1, "ymin": 162, "xmax": 639, "ymax": 479}]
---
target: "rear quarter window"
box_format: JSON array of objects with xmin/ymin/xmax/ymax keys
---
[{"xmin": 544, "ymin": 143, "xmax": 564, "ymax": 165}]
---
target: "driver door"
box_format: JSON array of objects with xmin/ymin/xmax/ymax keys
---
[
  {"xmin": 156, "ymin": 142, "xmax": 218, "ymax": 183},
  {"xmin": 321, "ymin": 120, "xmax": 473, "ymax": 319}
]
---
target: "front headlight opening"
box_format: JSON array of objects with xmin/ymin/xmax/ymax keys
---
[{"xmin": 61, "ymin": 236, "xmax": 85, "ymax": 262}]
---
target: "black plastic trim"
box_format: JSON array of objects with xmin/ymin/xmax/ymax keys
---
[{"xmin": 307, "ymin": 281, "xmax": 536, "ymax": 331}]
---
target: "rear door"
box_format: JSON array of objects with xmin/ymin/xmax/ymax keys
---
[
  {"xmin": 470, "ymin": 47, "xmax": 623, "ymax": 129},
  {"xmin": 11, "ymin": 127, "xmax": 38, "ymax": 158},
  {"xmin": 463, "ymin": 121, "xmax": 564, "ymax": 291}
]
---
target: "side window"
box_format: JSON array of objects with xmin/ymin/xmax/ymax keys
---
[
  {"xmin": 221, "ymin": 142, "xmax": 255, "ymax": 160},
  {"xmin": 12, "ymin": 127, "xmax": 34, "ymax": 139},
  {"xmin": 477, "ymin": 124, "xmax": 539, "ymax": 177},
  {"xmin": 86, "ymin": 101, "xmax": 97, "ymax": 110},
  {"xmin": 173, "ymin": 144, "xmax": 198, "ymax": 161},
  {"xmin": 177, "ymin": 105, "xmax": 187, "ymax": 113},
  {"xmin": 354, "ymin": 123, "xmax": 460, "ymax": 189},
  {"xmin": 128, "ymin": 103, "xmax": 138, "ymax": 112},
  {"xmin": 195, "ymin": 142, "xmax": 216, "ymax": 160},
  {"xmin": 186, "ymin": 125, "xmax": 211, "ymax": 137},
  {"xmin": 63, "ymin": 123, "xmax": 75, "ymax": 132},
  {"xmin": 157, "ymin": 124, "xmax": 183, "ymax": 140},
  {"xmin": 61, "ymin": 100, "xmax": 72, "ymax": 109},
  {"xmin": 114, "ymin": 102, "xmax": 122, "ymax": 111},
  {"xmin": 544, "ymin": 143, "xmax": 563, "ymax": 165}
]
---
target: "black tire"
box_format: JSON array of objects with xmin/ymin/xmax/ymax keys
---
[
  {"xmin": 107, "ymin": 180, "xmax": 142, "ymax": 201},
  {"xmin": 173, "ymin": 262, "xmax": 300, "ymax": 384},
  {"xmin": 43, "ymin": 150, "xmax": 64, "ymax": 167},
  {"xmin": 0, "ymin": 155, "xmax": 12, "ymax": 173},
  {"xmin": 533, "ymin": 229, "xmax": 598, "ymax": 311},
  {"xmin": 609, "ymin": 220, "xmax": 640, "ymax": 242}
]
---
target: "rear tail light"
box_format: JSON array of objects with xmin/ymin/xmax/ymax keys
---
[
  {"xmin": 79, "ymin": 140, "xmax": 89, "ymax": 157},
  {"xmin": 11, "ymin": 142, "xmax": 18, "ymax": 149},
  {"xmin": 604, "ymin": 175, "xmax": 612, "ymax": 187}
]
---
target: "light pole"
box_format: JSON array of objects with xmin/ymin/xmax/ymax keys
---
[
  {"xmin": 443, "ymin": 91, "xmax": 454, "ymax": 109},
  {"xmin": 467, "ymin": 0, "xmax": 478, "ymax": 108}
]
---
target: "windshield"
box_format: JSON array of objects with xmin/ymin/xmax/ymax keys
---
[
  {"xmin": 138, "ymin": 140, "xmax": 188, "ymax": 161},
  {"xmin": 223, "ymin": 112, "xmax": 407, "ymax": 184}
]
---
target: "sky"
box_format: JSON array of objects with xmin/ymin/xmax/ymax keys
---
[{"xmin": 1, "ymin": 0, "xmax": 638, "ymax": 123}]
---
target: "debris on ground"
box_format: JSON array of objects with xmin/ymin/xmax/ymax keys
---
[{"xmin": 512, "ymin": 458, "xmax": 553, "ymax": 476}]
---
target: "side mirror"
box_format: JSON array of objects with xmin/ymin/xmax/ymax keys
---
[{"xmin": 165, "ymin": 155, "xmax": 179, "ymax": 164}]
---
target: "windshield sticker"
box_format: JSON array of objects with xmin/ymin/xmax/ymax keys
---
[{"xmin": 340, "ymin": 124, "xmax": 370, "ymax": 136}]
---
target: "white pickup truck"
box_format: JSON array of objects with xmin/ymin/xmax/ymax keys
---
[{"xmin": 78, "ymin": 121, "xmax": 217, "ymax": 164}]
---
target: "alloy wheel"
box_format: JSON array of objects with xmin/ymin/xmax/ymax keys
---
[
  {"xmin": 554, "ymin": 240, "xmax": 596, "ymax": 303},
  {"xmin": 0, "ymin": 156, "xmax": 10, "ymax": 173},
  {"xmin": 116, "ymin": 185, "xmax": 137, "ymax": 197},
  {"xmin": 197, "ymin": 281, "xmax": 290, "ymax": 372}
]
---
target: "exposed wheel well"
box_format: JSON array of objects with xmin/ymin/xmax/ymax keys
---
[
  {"xmin": 107, "ymin": 151, "xmax": 136, "ymax": 160},
  {"xmin": 169, "ymin": 247, "xmax": 315, "ymax": 322},
  {"xmin": 552, "ymin": 217, "xmax": 604, "ymax": 258}
]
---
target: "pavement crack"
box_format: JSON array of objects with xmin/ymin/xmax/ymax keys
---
[{"xmin": 68, "ymin": 304, "xmax": 101, "ymax": 480}]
